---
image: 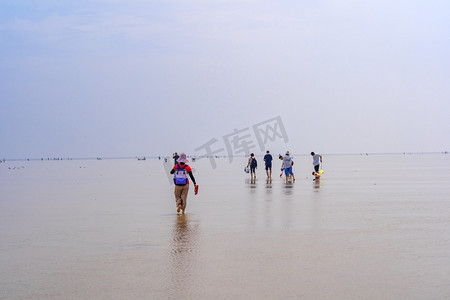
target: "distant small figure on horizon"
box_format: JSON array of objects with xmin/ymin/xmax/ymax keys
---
[{"xmin": 173, "ymin": 152, "xmax": 179, "ymax": 165}]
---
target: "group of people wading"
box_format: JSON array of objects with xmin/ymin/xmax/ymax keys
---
[
  {"xmin": 169, "ymin": 151, "xmax": 323, "ymax": 214},
  {"xmin": 247, "ymin": 151, "xmax": 323, "ymax": 183}
]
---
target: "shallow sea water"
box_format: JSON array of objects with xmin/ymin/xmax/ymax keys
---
[{"xmin": 1, "ymin": 154, "xmax": 450, "ymax": 299}]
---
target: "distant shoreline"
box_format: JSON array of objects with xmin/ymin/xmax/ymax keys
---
[{"xmin": 1, "ymin": 152, "xmax": 448, "ymax": 162}]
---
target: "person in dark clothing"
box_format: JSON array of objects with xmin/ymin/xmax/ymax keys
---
[
  {"xmin": 246, "ymin": 153, "xmax": 258, "ymax": 180},
  {"xmin": 263, "ymin": 150, "xmax": 273, "ymax": 178},
  {"xmin": 173, "ymin": 152, "xmax": 180, "ymax": 165}
]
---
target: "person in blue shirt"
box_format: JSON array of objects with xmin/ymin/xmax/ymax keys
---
[{"xmin": 263, "ymin": 150, "xmax": 273, "ymax": 178}]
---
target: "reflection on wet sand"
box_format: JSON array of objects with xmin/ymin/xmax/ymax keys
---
[
  {"xmin": 3, "ymin": 156, "xmax": 450, "ymax": 299},
  {"xmin": 281, "ymin": 182, "xmax": 294, "ymax": 195},
  {"xmin": 265, "ymin": 178, "xmax": 272, "ymax": 189},
  {"xmin": 169, "ymin": 214, "xmax": 200, "ymax": 299},
  {"xmin": 280, "ymin": 183, "xmax": 294, "ymax": 229},
  {"xmin": 314, "ymin": 178, "xmax": 321, "ymax": 189},
  {"xmin": 312, "ymin": 179, "xmax": 322, "ymax": 231},
  {"xmin": 245, "ymin": 178, "xmax": 257, "ymax": 187},
  {"xmin": 264, "ymin": 182, "xmax": 273, "ymax": 228},
  {"xmin": 245, "ymin": 178, "xmax": 258, "ymax": 229}
]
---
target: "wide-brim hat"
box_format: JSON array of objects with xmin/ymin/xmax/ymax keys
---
[{"xmin": 177, "ymin": 153, "xmax": 189, "ymax": 163}]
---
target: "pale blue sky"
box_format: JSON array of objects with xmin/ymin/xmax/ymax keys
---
[{"xmin": 1, "ymin": 0, "xmax": 449, "ymax": 158}]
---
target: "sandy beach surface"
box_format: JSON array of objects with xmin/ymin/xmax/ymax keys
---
[{"xmin": 1, "ymin": 154, "xmax": 450, "ymax": 299}]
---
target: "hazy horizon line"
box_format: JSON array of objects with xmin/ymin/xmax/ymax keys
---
[{"xmin": 2, "ymin": 151, "xmax": 449, "ymax": 162}]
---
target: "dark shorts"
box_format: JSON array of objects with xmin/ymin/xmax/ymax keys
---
[
  {"xmin": 250, "ymin": 166, "xmax": 256, "ymax": 173},
  {"xmin": 265, "ymin": 163, "xmax": 272, "ymax": 170},
  {"xmin": 314, "ymin": 164, "xmax": 320, "ymax": 172}
]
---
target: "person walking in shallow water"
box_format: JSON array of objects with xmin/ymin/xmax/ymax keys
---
[
  {"xmin": 170, "ymin": 153, "xmax": 198, "ymax": 214},
  {"xmin": 264, "ymin": 150, "xmax": 273, "ymax": 178},
  {"xmin": 282, "ymin": 151, "xmax": 295, "ymax": 183},
  {"xmin": 311, "ymin": 152, "xmax": 322, "ymax": 173},
  {"xmin": 247, "ymin": 153, "xmax": 258, "ymax": 180}
]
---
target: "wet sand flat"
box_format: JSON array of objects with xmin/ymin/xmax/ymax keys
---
[{"xmin": 1, "ymin": 155, "xmax": 450, "ymax": 299}]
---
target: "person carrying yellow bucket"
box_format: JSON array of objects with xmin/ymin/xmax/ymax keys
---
[{"xmin": 311, "ymin": 152, "xmax": 323, "ymax": 174}]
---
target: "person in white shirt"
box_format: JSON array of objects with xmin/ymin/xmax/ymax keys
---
[
  {"xmin": 282, "ymin": 151, "xmax": 295, "ymax": 183},
  {"xmin": 311, "ymin": 152, "xmax": 322, "ymax": 173}
]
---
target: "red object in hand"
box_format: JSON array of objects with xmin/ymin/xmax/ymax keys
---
[{"xmin": 194, "ymin": 185, "xmax": 199, "ymax": 195}]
